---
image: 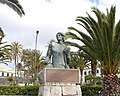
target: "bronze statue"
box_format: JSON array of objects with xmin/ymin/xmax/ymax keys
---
[{"xmin": 43, "ymin": 32, "xmax": 70, "ymax": 68}]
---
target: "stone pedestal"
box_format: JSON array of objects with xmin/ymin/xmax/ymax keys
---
[{"xmin": 38, "ymin": 68, "xmax": 82, "ymax": 96}]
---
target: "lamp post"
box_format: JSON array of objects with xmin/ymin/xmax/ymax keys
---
[{"xmin": 35, "ymin": 30, "xmax": 39, "ymax": 79}]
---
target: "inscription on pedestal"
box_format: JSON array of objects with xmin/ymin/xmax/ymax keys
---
[{"xmin": 45, "ymin": 68, "xmax": 80, "ymax": 83}]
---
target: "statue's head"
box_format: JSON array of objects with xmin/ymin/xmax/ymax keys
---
[{"xmin": 56, "ymin": 32, "xmax": 64, "ymax": 42}]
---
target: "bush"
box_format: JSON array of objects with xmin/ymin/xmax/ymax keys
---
[
  {"xmin": 0, "ymin": 84, "xmax": 103, "ymax": 96},
  {"xmin": 0, "ymin": 85, "xmax": 39, "ymax": 95},
  {"xmin": 81, "ymin": 85, "xmax": 103, "ymax": 96},
  {"xmin": 85, "ymin": 74, "xmax": 103, "ymax": 85},
  {"xmin": 7, "ymin": 76, "xmax": 13, "ymax": 82}
]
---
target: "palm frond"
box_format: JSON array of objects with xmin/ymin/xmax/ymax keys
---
[{"xmin": 0, "ymin": 0, "xmax": 25, "ymax": 17}]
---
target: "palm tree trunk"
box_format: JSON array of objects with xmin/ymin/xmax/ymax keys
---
[
  {"xmin": 103, "ymin": 74, "xmax": 120, "ymax": 96},
  {"xmin": 80, "ymin": 69, "xmax": 83, "ymax": 84},
  {"xmin": 27, "ymin": 66, "xmax": 30, "ymax": 84},
  {"xmin": 91, "ymin": 60, "xmax": 97, "ymax": 85},
  {"xmin": 17, "ymin": 69, "xmax": 20, "ymax": 83},
  {"xmin": 14, "ymin": 57, "xmax": 17, "ymax": 84},
  {"xmin": 16, "ymin": 56, "xmax": 19, "ymax": 84}
]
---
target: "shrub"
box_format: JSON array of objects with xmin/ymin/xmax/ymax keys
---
[
  {"xmin": 0, "ymin": 85, "xmax": 39, "ymax": 95},
  {"xmin": 7, "ymin": 76, "xmax": 13, "ymax": 82},
  {"xmin": 81, "ymin": 85, "xmax": 103, "ymax": 96},
  {"xmin": 0, "ymin": 84, "xmax": 103, "ymax": 96},
  {"xmin": 85, "ymin": 74, "xmax": 103, "ymax": 85}
]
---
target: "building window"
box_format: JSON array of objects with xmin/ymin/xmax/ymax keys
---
[
  {"xmin": 11, "ymin": 74, "xmax": 13, "ymax": 77},
  {"xmin": 2, "ymin": 72, "xmax": 4, "ymax": 76},
  {"xmin": 7, "ymin": 73, "xmax": 9, "ymax": 77},
  {"xmin": 97, "ymin": 70, "xmax": 99, "ymax": 74},
  {"xmin": 88, "ymin": 71, "xmax": 91, "ymax": 74},
  {"xmin": 84, "ymin": 71, "xmax": 87, "ymax": 75}
]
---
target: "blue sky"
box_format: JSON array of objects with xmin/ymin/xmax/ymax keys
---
[
  {"xmin": 0, "ymin": 0, "xmax": 120, "ymax": 68},
  {"xmin": 89, "ymin": 0, "xmax": 99, "ymax": 4}
]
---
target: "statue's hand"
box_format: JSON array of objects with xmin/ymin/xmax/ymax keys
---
[
  {"xmin": 41, "ymin": 56, "xmax": 49, "ymax": 65},
  {"xmin": 43, "ymin": 57, "xmax": 50, "ymax": 65}
]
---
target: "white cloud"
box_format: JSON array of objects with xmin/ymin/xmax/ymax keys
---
[{"xmin": 0, "ymin": 0, "xmax": 120, "ymax": 57}]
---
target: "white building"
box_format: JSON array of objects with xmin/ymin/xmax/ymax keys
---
[
  {"xmin": 0, "ymin": 64, "xmax": 24, "ymax": 78},
  {"xmin": 82, "ymin": 67, "xmax": 101, "ymax": 84},
  {"xmin": 0, "ymin": 64, "xmax": 26, "ymax": 84},
  {"xmin": 82, "ymin": 67, "xmax": 120, "ymax": 84},
  {"xmin": 0, "ymin": 64, "xmax": 15, "ymax": 77}
]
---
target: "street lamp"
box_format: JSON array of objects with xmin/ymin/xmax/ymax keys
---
[
  {"xmin": 35, "ymin": 31, "xmax": 39, "ymax": 50},
  {"xmin": 35, "ymin": 30, "xmax": 39, "ymax": 79}
]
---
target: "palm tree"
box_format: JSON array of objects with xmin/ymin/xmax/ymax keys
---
[
  {"xmin": 17, "ymin": 62, "xmax": 22, "ymax": 77},
  {"xmin": 11, "ymin": 41, "xmax": 22, "ymax": 84},
  {"xmin": 21, "ymin": 49, "xmax": 42, "ymax": 83},
  {"xmin": 21, "ymin": 49, "xmax": 35, "ymax": 82},
  {"xmin": 70, "ymin": 51, "xmax": 89, "ymax": 84},
  {"xmin": 0, "ymin": 0, "xmax": 25, "ymax": 17},
  {"xmin": 33, "ymin": 50, "xmax": 42, "ymax": 78},
  {"xmin": 65, "ymin": 6, "xmax": 120, "ymax": 95},
  {"xmin": 65, "ymin": 43, "xmax": 98, "ymax": 85},
  {"xmin": 81, "ymin": 46, "xmax": 98, "ymax": 85},
  {"xmin": 16, "ymin": 62, "xmax": 22, "ymax": 83},
  {"xmin": 0, "ymin": 28, "xmax": 11, "ymax": 64}
]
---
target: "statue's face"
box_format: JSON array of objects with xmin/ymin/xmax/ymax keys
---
[{"xmin": 57, "ymin": 33, "xmax": 63, "ymax": 41}]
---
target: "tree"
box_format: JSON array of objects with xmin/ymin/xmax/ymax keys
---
[
  {"xmin": 0, "ymin": 0, "xmax": 25, "ymax": 17},
  {"xmin": 21, "ymin": 49, "xmax": 42, "ymax": 83},
  {"xmin": 0, "ymin": 28, "xmax": 11, "ymax": 64},
  {"xmin": 11, "ymin": 41, "xmax": 22, "ymax": 84},
  {"xmin": 7, "ymin": 76, "xmax": 13, "ymax": 84},
  {"xmin": 65, "ymin": 6, "xmax": 120, "ymax": 96},
  {"xmin": 69, "ymin": 51, "xmax": 89, "ymax": 84},
  {"xmin": 16, "ymin": 62, "xmax": 22, "ymax": 78},
  {"xmin": 21, "ymin": 49, "xmax": 35, "ymax": 82},
  {"xmin": 33, "ymin": 50, "xmax": 42, "ymax": 78},
  {"xmin": 65, "ymin": 44, "xmax": 98, "ymax": 85}
]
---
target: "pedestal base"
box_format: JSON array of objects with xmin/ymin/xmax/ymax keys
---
[
  {"xmin": 38, "ymin": 83, "xmax": 82, "ymax": 96},
  {"xmin": 38, "ymin": 68, "xmax": 82, "ymax": 96}
]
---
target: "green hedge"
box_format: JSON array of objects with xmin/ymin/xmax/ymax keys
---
[
  {"xmin": 0, "ymin": 84, "xmax": 103, "ymax": 96},
  {"xmin": 81, "ymin": 85, "xmax": 103, "ymax": 96},
  {"xmin": 0, "ymin": 85, "xmax": 39, "ymax": 95}
]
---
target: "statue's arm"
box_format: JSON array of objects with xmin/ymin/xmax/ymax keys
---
[{"xmin": 44, "ymin": 43, "xmax": 52, "ymax": 63}]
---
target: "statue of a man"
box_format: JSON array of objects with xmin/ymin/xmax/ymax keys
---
[{"xmin": 44, "ymin": 32, "xmax": 70, "ymax": 68}]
